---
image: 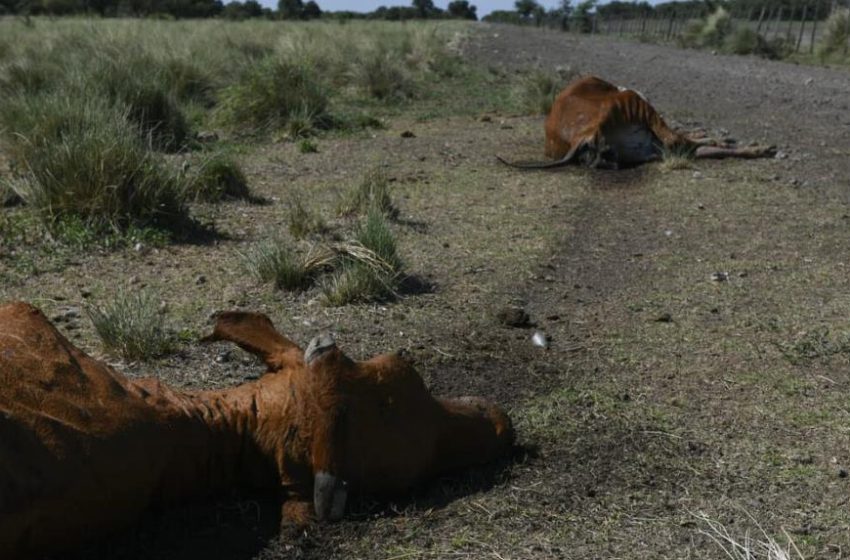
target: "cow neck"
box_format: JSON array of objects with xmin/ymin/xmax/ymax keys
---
[{"xmin": 136, "ymin": 377, "xmax": 279, "ymax": 505}]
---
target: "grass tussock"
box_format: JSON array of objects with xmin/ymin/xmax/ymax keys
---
[
  {"xmin": 779, "ymin": 326, "xmax": 850, "ymax": 364},
  {"xmin": 216, "ymin": 58, "xmax": 328, "ymax": 134},
  {"xmin": 184, "ymin": 151, "xmax": 250, "ymax": 202},
  {"xmin": 287, "ymin": 197, "xmax": 327, "ymax": 240},
  {"xmin": 724, "ymin": 28, "xmax": 786, "ymax": 60},
  {"xmin": 659, "ymin": 145, "xmax": 695, "ymax": 171},
  {"xmin": 240, "ymin": 239, "xmax": 312, "ymax": 291},
  {"xmin": 88, "ymin": 290, "xmax": 174, "ymax": 361},
  {"xmin": 336, "ymin": 166, "xmax": 397, "ymax": 218},
  {"xmin": 693, "ymin": 511, "xmax": 805, "ymax": 560},
  {"xmin": 0, "ymin": 94, "xmax": 185, "ymax": 231},
  {"xmin": 321, "ymin": 209, "xmax": 403, "ymax": 306},
  {"xmin": 818, "ymin": 8, "xmax": 850, "ymax": 61}
]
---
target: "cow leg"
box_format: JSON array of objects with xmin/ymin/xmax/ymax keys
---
[{"xmin": 695, "ymin": 145, "xmax": 776, "ymax": 159}]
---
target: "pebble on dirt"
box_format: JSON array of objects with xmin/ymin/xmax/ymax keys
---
[
  {"xmin": 531, "ymin": 331, "xmax": 550, "ymax": 349},
  {"xmin": 711, "ymin": 271, "xmax": 729, "ymax": 282}
]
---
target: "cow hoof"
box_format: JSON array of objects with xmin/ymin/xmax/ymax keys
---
[{"xmin": 305, "ymin": 333, "xmax": 335, "ymax": 364}]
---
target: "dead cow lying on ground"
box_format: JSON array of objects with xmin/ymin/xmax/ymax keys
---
[
  {"xmin": 499, "ymin": 75, "xmax": 776, "ymax": 169},
  {"xmin": 0, "ymin": 302, "xmax": 514, "ymax": 559}
]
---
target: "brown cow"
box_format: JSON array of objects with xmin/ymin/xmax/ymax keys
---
[
  {"xmin": 0, "ymin": 302, "xmax": 514, "ymax": 559},
  {"xmin": 499, "ymin": 75, "xmax": 776, "ymax": 170}
]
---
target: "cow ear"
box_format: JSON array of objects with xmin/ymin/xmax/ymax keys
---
[{"xmin": 202, "ymin": 311, "xmax": 303, "ymax": 373}]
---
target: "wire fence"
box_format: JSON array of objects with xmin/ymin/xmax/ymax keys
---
[{"xmin": 529, "ymin": 1, "xmax": 850, "ymax": 57}]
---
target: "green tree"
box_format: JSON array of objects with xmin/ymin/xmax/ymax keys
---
[
  {"xmin": 277, "ymin": 0, "xmax": 301, "ymax": 18},
  {"xmin": 514, "ymin": 0, "xmax": 539, "ymax": 18},
  {"xmin": 572, "ymin": 0, "xmax": 596, "ymax": 33},
  {"xmin": 447, "ymin": 0, "xmax": 476, "ymax": 20},
  {"xmin": 412, "ymin": 0, "xmax": 434, "ymax": 17},
  {"xmin": 302, "ymin": 0, "xmax": 320, "ymax": 18}
]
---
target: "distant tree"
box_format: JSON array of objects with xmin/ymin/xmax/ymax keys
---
[
  {"xmin": 412, "ymin": 0, "xmax": 438, "ymax": 17},
  {"xmin": 302, "ymin": 0, "xmax": 320, "ymax": 18},
  {"xmin": 514, "ymin": 0, "xmax": 539, "ymax": 18},
  {"xmin": 447, "ymin": 0, "xmax": 476, "ymax": 20},
  {"xmin": 572, "ymin": 0, "xmax": 596, "ymax": 32},
  {"xmin": 277, "ymin": 0, "xmax": 301, "ymax": 18}
]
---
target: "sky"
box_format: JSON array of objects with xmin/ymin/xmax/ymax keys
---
[{"xmin": 266, "ymin": 1, "xmax": 665, "ymax": 18}]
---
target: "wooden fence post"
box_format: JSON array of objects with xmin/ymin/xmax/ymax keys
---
[
  {"xmin": 796, "ymin": 4, "xmax": 808, "ymax": 52},
  {"xmin": 810, "ymin": 1, "xmax": 821, "ymax": 53},
  {"xmin": 756, "ymin": 6, "xmax": 767, "ymax": 33},
  {"xmin": 787, "ymin": 3, "xmax": 796, "ymax": 40},
  {"xmin": 773, "ymin": 7, "xmax": 783, "ymax": 40},
  {"xmin": 666, "ymin": 10, "xmax": 675, "ymax": 40}
]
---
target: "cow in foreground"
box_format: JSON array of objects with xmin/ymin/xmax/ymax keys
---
[
  {"xmin": 0, "ymin": 302, "xmax": 514, "ymax": 559},
  {"xmin": 499, "ymin": 75, "xmax": 776, "ymax": 169}
]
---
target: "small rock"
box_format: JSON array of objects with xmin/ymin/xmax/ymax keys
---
[
  {"xmin": 400, "ymin": 130, "xmax": 416, "ymax": 138},
  {"xmin": 497, "ymin": 306, "xmax": 530, "ymax": 328},
  {"xmin": 128, "ymin": 275, "xmax": 140, "ymax": 285},
  {"xmin": 840, "ymin": 468, "xmax": 848, "ymax": 479},
  {"xmin": 215, "ymin": 350, "xmax": 232, "ymax": 364},
  {"xmin": 774, "ymin": 150, "xmax": 788, "ymax": 160},
  {"xmin": 692, "ymin": 171, "xmax": 703, "ymax": 179},
  {"xmin": 711, "ymin": 271, "xmax": 729, "ymax": 282},
  {"xmin": 196, "ymin": 130, "xmax": 219, "ymax": 143},
  {"xmin": 134, "ymin": 242, "xmax": 145, "ymax": 253},
  {"xmin": 158, "ymin": 301, "xmax": 169, "ymax": 314},
  {"xmin": 804, "ymin": 77, "xmax": 814, "ymax": 86},
  {"xmin": 195, "ymin": 275, "xmax": 207, "ymax": 285},
  {"xmin": 531, "ymin": 331, "xmax": 550, "ymax": 349}
]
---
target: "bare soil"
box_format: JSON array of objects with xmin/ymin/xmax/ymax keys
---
[{"xmin": 4, "ymin": 24, "xmax": 850, "ymax": 559}]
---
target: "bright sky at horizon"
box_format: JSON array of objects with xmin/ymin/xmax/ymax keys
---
[{"xmin": 255, "ymin": 1, "xmax": 666, "ymax": 18}]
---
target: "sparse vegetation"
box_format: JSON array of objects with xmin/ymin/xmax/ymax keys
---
[
  {"xmin": 516, "ymin": 67, "xmax": 573, "ymax": 115},
  {"xmin": 336, "ymin": 166, "xmax": 398, "ymax": 218},
  {"xmin": 659, "ymin": 144, "xmax": 695, "ymax": 171},
  {"xmin": 680, "ymin": 7, "xmax": 735, "ymax": 50},
  {"xmin": 88, "ymin": 290, "xmax": 174, "ymax": 361},
  {"xmin": 184, "ymin": 151, "xmax": 250, "ymax": 202},
  {"xmin": 240, "ymin": 239, "xmax": 312, "ymax": 291},
  {"xmin": 287, "ymin": 196, "xmax": 326, "ymax": 239}
]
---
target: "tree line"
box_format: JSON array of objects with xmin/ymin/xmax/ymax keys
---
[
  {"xmin": 483, "ymin": 0, "xmax": 847, "ymax": 26},
  {"xmin": 0, "ymin": 0, "xmax": 478, "ymax": 21}
]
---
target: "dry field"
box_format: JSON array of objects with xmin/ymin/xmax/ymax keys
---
[{"xmin": 2, "ymin": 18, "xmax": 850, "ymax": 560}]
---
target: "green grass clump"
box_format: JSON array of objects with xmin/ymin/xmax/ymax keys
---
[
  {"xmin": 336, "ymin": 166, "xmax": 397, "ymax": 218},
  {"xmin": 298, "ymin": 138, "xmax": 318, "ymax": 153},
  {"xmin": 321, "ymin": 209, "xmax": 402, "ymax": 306},
  {"xmin": 287, "ymin": 197, "xmax": 326, "ymax": 239},
  {"xmin": 353, "ymin": 47, "xmax": 414, "ymax": 100},
  {"xmin": 216, "ymin": 57, "xmax": 328, "ymax": 134},
  {"xmin": 184, "ymin": 152, "xmax": 250, "ymax": 202},
  {"xmin": 0, "ymin": 93, "xmax": 185, "ymax": 231},
  {"xmin": 88, "ymin": 290, "xmax": 174, "ymax": 361},
  {"xmin": 780, "ymin": 327, "xmax": 850, "ymax": 365},
  {"xmin": 241, "ymin": 239, "xmax": 311, "ymax": 291},
  {"xmin": 818, "ymin": 8, "xmax": 850, "ymax": 60}
]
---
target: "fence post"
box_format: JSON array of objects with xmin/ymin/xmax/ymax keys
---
[
  {"xmin": 756, "ymin": 6, "xmax": 767, "ymax": 32},
  {"xmin": 844, "ymin": 3, "xmax": 850, "ymax": 55},
  {"xmin": 773, "ymin": 7, "xmax": 783, "ymax": 40},
  {"xmin": 787, "ymin": 3, "xmax": 796, "ymax": 40},
  {"xmin": 810, "ymin": 1, "xmax": 821, "ymax": 53},
  {"xmin": 592, "ymin": 13, "xmax": 597, "ymax": 34},
  {"xmin": 796, "ymin": 4, "xmax": 808, "ymax": 52},
  {"xmin": 666, "ymin": 10, "xmax": 675, "ymax": 40}
]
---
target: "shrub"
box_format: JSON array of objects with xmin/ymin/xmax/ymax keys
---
[
  {"xmin": 818, "ymin": 8, "xmax": 850, "ymax": 60},
  {"xmin": 184, "ymin": 152, "xmax": 250, "ymax": 202},
  {"xmin": 352, "ymin": 47, "xmax": 414, "ymax": 100},
  {"xmin": 216, "ymin": 57, "xmax": 329, "ymax": 133},
  {"xmin": 724, "ymin": 28, "xmax": 782, "ymax": 59},
  {"xmin": 0, "ymin": 93, "xmax": 185, "ymax": 231},
  {"xmin": 88, "ymin": 290, "xmax": 174, "ymax": 361},
  {"xmin": 241, "ymin": 239, "xmax": 311, "ymax": 290},
  {"xmin": 681, "ymin": 7, "xmax": 734, "ymax": 49},
  {"xmin": 336, "ymin": 166, "xmax": 397, "ymax": 218}
]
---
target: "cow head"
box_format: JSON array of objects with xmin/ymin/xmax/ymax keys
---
[{"xmin": 204, "ymin": 311, "xmax": 515, "ymax": 523}]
